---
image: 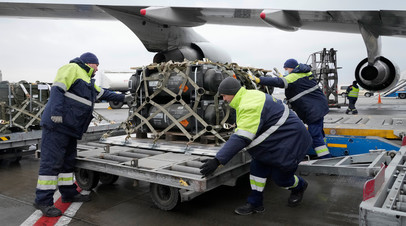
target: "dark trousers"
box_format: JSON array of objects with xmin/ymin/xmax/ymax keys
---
[
  {"xmin": 247, "ymin": 159, "xmax": 304, "ymax": 207},
  {"xmin": 35, "ymin": 128, "xmax": 79, "ymax": 206},
  {"xmin": 348, "ymin": 97, "xmax": 358, "ymax": 111},
  {"xmin": 307, "ymin": 118, "xmax": 326, "ymax": 149}
]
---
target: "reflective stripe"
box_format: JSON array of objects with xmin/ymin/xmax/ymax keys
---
[
  {"xmin": 281, "ymin": 77, "xmax": 288, "ymax": 88},
  {"xmin": 284, "ymin": 175, "xmax": 299, "ymax": 189},
  {"xmin": 37, "ymin": 175, "xmax": 58, "ymax": 190},
  {"xmin": 64, "ymin": 92, "xmax": 92, "ymax": 106},
  {"xmin": 315, "ymin": 145, "xmax": 330, "ymax": 157},
  {"xmin": 246, "ymin": 104, "xmax": 289, "ymax": 149},
  {"xmin": 52, "ymin": 82, "xmax": 67, "ymax": 92},
  {"xmin": 288, "ymin": 84, "xmax": 319, "ymax": 103},
  {"xmin": 250, "ymin": 175, "xmax": 267, "ymax": 192},
  {"xmin": 235, "ymin": 129, "xmax": 256, "ymax": 140},
  {"xmin": 96, "ymin": 88, "xmax": 104, "ymax": 100},
  {"xmin": 58, "ymin": 172, "xmax": 74, "ymax": 186}
]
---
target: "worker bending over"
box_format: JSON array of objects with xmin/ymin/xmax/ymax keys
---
[{"xmin": 200, "ymin": 77, "xmax": 312, "ymax": 215}]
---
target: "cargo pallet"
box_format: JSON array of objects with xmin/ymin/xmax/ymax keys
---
[
  {"xmin": 74, "ymin": 135, "xmax": 251, "ymax": 210},
  {"xmin": 0, "ymin": 123, "xmax": 122, "ymax": 162}
]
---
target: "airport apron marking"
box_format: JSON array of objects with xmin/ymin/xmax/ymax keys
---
[{"xmin": 21, "ymin": 182, "xmax": 89, "ymax": 226}]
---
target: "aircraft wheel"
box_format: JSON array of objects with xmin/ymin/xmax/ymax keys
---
[
  {"xmin": 75, "ymin": 168, "xmax": 99, "ymax": 190},
  {"xmin": 399, "ymin": 93, "xmax": 406, "ymax": 99},
  {"xmin": 150, "ymin": 183, "xmax": 179, "ymax": 211}
]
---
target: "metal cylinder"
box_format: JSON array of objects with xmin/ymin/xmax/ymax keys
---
[
  {"xmin": 117, "ymin": 151, "xmax": 149, "ymax": 159},
  {"xmin": 148, "ymin": 71, "xmax": 190, "ymax": 97},
  {"xmin": 132, "ymin": 148, "xmax": 165, "ymax": 155},
  {"xmin": 397, "ymin": 201, "xmax": 406, "ymax": 212},
  {"xmin": 149, "ymin": 104, "xmax": 194, "ymax": 130},
  {"xmin": 100, "ymin": 154, "xmax": 134, "ymax": 163},
  {"xmin": 186, "ymin": 161, "xmax": 203, "ymax": 168},
  {"xmin": 400, "ymin": 195, "xmax": 406, "ymax": 202},
  {"xmin": 171, "ymin": 165, "xmax": 201, "ymax": 175},
  {"xmin": 203, "ymin": 68, "xmax": 224, "ymax": 93}
]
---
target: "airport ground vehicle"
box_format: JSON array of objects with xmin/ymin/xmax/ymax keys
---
[
  {"xmin": 384, "ymin": 89, "xmax": 406, "ymax": 99},
  {"xmin": 97, "ymin": 70, "xmax": 134, "ymax": 109}
]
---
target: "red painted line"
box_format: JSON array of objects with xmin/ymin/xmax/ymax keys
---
[{"xmin": 33, "ymin": 183, "xmax": 83, "ymax": 226}]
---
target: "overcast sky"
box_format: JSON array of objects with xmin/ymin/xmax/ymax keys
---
[{"xmin": 0, "ymin": 2, "xmax": 405, "ymax": 87}]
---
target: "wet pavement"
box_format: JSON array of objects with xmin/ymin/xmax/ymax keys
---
[
  {"xmin": 1, "ymin": 96, "xmax": 405, "ymax": 225},
  {"xmin": 0, "ymin": 156, "xmax": 364, "ymax": 225}
]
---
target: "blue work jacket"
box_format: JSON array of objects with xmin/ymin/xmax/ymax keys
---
[
  {"xmin": 259, "ymin": 64, "xmax": 329, "ymax": 124},
  {"xmin": 41, "ymin": 58, "xmax": 124, "ymax": 139},
  {"xmin": 216, "ymin": 87, "xmax": 312, "ymax": 172}
]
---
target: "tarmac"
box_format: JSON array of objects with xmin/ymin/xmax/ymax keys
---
[{"xmin": 0, "ymin": 95, "xmax": 405, "ymax": 226}]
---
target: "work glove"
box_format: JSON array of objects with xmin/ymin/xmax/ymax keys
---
[
  {"xmin": 51, "ymin": 116, "xmax": 63, "ymax": 123},
  {"xmin": 248, "ymin": 73, "xmax": 260, "ymax": 84},
  {"xmin": 200, "ymin": 158, "xmax": 220, "ymax": 177},
  {"xmin": 124, "ymin": 95, "xmax": 133, "ymax": 103}
]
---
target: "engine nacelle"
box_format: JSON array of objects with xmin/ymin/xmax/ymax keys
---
[
  {"xmin": 355, "ymin": 56, "xmax": 399, "ymax": 92},
  {"xmin": 153, "ymin": 42, "xmax": 232, "ymax": 64}
]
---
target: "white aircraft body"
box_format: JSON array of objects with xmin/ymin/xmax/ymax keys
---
[{"xmin": 1, "ymin": 0, "xmax": 406, "ymax": 92}]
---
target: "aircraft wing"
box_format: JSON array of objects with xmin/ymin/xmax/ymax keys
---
[
  {"xmin": 1, "ymin": 1, "xmax": 405, "ymax": 92},
  {"xmin": 1, "ymin": 2, "xmax": 406, "ymax": 52}
]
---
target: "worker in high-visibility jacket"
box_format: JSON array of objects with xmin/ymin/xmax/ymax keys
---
[
  {"xmin": 249, "ymin": 58, "xmax": 331, "ymax": 158},
  {"xmin": 34, "ymin": 52, "xmax": 132, "ymax": 217},
  {"xmin": 346, "ymin": 81, "xmax": 359, "ymax": 114},
  {"xmin": 200, "ymin": 77, "xmax": 312, "ymax": 215}
]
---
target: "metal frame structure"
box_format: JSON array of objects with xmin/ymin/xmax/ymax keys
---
[
  {"xmin": 309, "ymin": 48, "xmax": 346, "ymax": 108},
  {"xmin": 359, "ymin": 143, "xmax": 406, "ymax": 225},
  {"xmin": 74, "ymin": 135, "xmax": 251, "ymax": 210}
]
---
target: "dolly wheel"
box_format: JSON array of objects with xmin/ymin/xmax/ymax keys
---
[
  {"xmin": 99, "ymin": 173, "xmax": 119, "ymax": 185},
  {"xmin": 150, "ymin": 183, "xmax": 179, "ymax": 211},
  {"xmin": 75, "ymin": 168, "xmax": 100, "ymax": 190}
]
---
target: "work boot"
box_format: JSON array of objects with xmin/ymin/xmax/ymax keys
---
[
  {"xmin": 234, "ymin": 203, "xmax": 265, "ymax": 215},
  {"xmin": 33, "ymin": 203, "xmax": 62, "ymax": 217},
  {"xmin": 62, "ymin": 194, "xmax": 91, "ymax": 203},
  {"xmin": 288, "ymin": 180, "xmax": 308, "ymax": 207}
]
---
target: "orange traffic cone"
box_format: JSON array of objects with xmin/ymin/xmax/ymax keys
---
[{"xmin": 378, "ymin": 93, "xmax": 382, "ymax": 104}]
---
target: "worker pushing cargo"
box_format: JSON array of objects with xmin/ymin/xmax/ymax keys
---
[
  {"xmin": 249, "ymin": 58, "xmax": 331, "ymax": 158},
  {"xmin": 200, "ymin": 77, "xmax": 312, "ymax": 215},
  {"xmin": 34, "ymin": 52, "xmax": 132, "ymax": 217}
]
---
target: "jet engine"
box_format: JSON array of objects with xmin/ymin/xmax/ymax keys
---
[
  {"xmin": 355, "ymin": 56, "xmax": 400, "ymax": 92},
  {"xmin": 153, "ymin": 42, "xmax": 232, "ymax": 64}
]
